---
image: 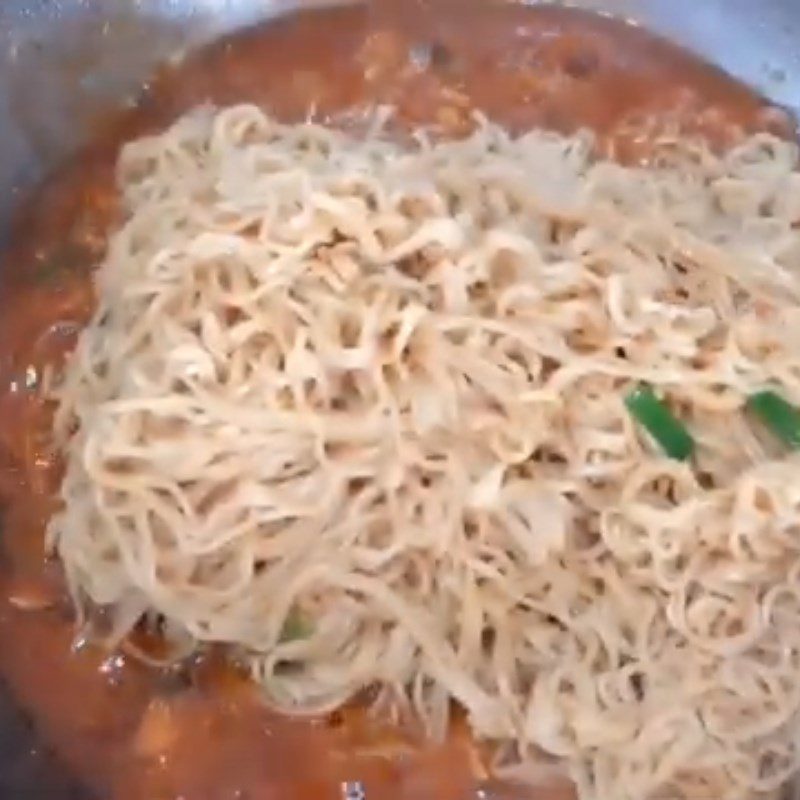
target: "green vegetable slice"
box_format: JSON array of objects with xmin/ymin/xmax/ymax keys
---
[
  {"xmin": 748, "ymin": 390, "xmax": 800, "ymax": 448},
  {"xmin": 625, "ymin": 384, "xmax": 694, "ymax": 461},
  {"xmin": 279, "ymin": 611, "xmax": 313, "ymax": 642}
]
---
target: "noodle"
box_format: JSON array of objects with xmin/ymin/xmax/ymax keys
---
[{"xmin": 48, "ymin": 104, "xmax": 800, "ymax": 800}]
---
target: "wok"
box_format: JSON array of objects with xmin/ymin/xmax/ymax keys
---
[{"xmin": 0, "ymin": 0, "xmax": 798, "ymax": 796}]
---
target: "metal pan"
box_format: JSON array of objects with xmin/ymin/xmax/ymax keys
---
[{"xmin": 0, "ymin": 1, "xmax": 797, "ymax": 797}]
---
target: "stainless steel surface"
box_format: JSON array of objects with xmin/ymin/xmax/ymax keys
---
[{"xmin": 0, "ymin": 0, "xmax": 797, "ymax": 797}]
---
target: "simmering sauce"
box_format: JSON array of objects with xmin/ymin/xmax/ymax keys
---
[{"xmin": 0, "ymin": 5, "xmax": 792, "ymax": 799}]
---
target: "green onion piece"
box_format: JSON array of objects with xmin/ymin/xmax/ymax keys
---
[
  {"xmin": 279, "ymin": 611, "xmax": 313, "ymax": 643},
  {"xmin": 748, "ymin": 390, "xmax": 800, "ymax": 448},
  {"xmin": 625, "ymin": 384, "xmax": 694, "ymax": 461}
]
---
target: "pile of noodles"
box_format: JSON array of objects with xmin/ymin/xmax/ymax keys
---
[{"xmin": 48, "ymin": 104, "xmax": 800, "ymax": 800}]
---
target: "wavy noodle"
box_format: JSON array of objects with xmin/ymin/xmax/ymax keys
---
[{"xmin": 48, "ymin": 103, "xmax": 800, "ymax": 800}]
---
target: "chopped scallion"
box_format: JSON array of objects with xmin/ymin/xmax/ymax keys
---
[
  {"xmin": 748, "ymin": 390, "xmax": 800, "ymax": 448},
  {"xmin": 279, "ymin": 611, "xmax": 313, "ymax": 643},
  {"xmin": 625, "ymin": 384, "xmax": 694, "ymax": 461}
]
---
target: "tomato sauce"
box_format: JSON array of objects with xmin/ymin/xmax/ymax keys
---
[{"xmin": 0, "ymin": 5, "xmax": 791, "ymax": 799}]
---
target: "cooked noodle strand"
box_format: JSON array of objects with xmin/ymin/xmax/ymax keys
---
[{"xmin": 49, "ymin": 105, "xmax": 800, "ymax": 800}]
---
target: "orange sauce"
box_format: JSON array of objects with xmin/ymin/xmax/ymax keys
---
[{"xmin": 0, "ymin": 5, "xmax": 791, "ymax": 799}]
